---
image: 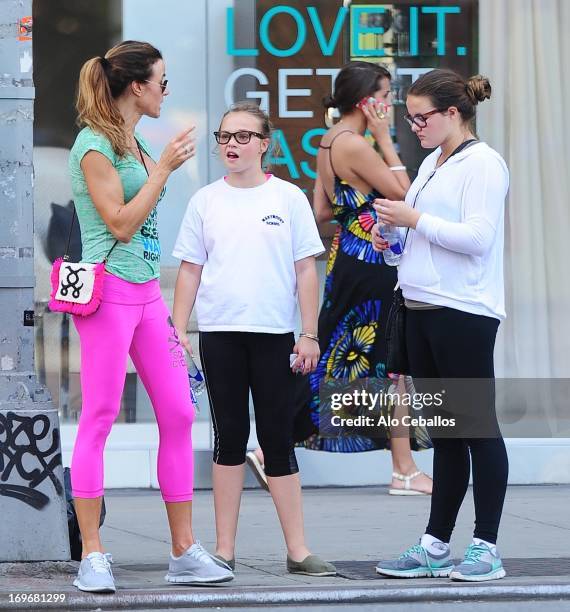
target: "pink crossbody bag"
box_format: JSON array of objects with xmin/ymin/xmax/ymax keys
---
[{"xmin": 48, "ymin": 205, "xmax": 118, "ymax": 316}]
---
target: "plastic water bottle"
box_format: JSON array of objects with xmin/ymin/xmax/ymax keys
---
[
  {"xmin": 187, "ymin": 355, "xmax": 206, "ymax": 397},
  {"xmin": 380, "ymin": 224, "xmax": 404, "ymax": 266}
]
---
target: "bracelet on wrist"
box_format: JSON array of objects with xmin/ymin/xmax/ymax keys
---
[
  {"xmin": 389, "ymin": 165, "xmax": 406, "ymax": 172},
  {"xmin": 299, "ymin": 332, "xmax": 319, "ymax": 343}
]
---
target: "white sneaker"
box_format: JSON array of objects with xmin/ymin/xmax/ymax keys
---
[
  {"xmin": 165, "ymin": 542, "xmax": 234, "ymax": 584},
  {"xmin": 73, "ymin": 552, "xmax": 116, "ymax": 593}
]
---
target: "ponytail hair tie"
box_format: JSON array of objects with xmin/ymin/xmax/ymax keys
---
[
  {"xmin": 322, "ymin": 93, "xmax": 337, "ymax": 109},
  {"xmin": 100, "ymin": 56, "xmax": 110, "ymax": 69}
]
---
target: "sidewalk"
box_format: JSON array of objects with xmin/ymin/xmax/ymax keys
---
[{"xmin": 1, "ymin": 485, "xmax": 570, "ymax": 609}]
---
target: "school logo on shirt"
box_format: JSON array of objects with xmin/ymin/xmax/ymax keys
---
[{"xmin": 262, "ymin": 214, "xmax": 285, "ymax": 226}]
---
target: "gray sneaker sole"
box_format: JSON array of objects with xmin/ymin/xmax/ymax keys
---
[
  {"xmin": 376, "ymin": 565, "xmax": 453, "ymax": 578},
  {"xmin": 450, "ymin": 567, "xmax": 506, "ymax": 582},
  {"xmin": 164, "ymin": 572, "xmax": 234, "ymax": 584},
  {"xmin": 73, "ymin": 578, "xmax": 116, "ymax": 593}
]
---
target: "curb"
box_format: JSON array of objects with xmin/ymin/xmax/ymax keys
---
[{"xmin": 4, "ymin": 582, "xmax": 570, "ymax": 610}]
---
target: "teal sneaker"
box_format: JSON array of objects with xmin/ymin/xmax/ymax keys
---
[
  {"xmin": 450, "ymin": 542, "xmax": 506, "ymax": 582},
  {"xmin": 376, "ymin": 541, "xmax": 453, "ymax": 578}
]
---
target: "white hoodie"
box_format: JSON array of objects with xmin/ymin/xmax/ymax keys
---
[{"xmin": 398, "ymin": 142, "xmax": 509, "ymax": 320}]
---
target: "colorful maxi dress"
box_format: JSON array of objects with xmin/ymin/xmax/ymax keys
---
[{"xmin": 298, "ymin": 131, "xmax": 431, "ymax": 453}]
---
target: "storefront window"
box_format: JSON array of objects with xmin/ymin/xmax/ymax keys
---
[
  {"xmin": 33, "ymin": 0, "xmax": 124, "ymax": 422},
  {"xmin": 33, "ymin": 0, "xmax": 477, "ymax": 432}
]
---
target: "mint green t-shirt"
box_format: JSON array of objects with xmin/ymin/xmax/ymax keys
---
[{"xmin": 68, "ymin": 126, "xmax": 164, "ymax": 283}]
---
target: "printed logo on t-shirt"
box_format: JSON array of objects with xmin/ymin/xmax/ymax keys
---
[
  {"xmin": 141, "ymin": 208, "xmax": 161, "ymax": 262},
  {"xmin": 262, "ymin": 214, "xmax": 285, "ymax": 226}
]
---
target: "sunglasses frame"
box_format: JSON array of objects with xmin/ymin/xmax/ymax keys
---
[{"xmin": 144, "ymin": 78, "xmax": 168, "ymax": 93}]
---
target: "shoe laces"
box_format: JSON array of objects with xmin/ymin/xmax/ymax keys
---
[
  {"xmin": 87, "ymin": 553, "xmax": 111, "ymax": 574},
  {"xmin": 463, "ymin": 543, "xmax": 487, "ymax": 564},
  {"xmin": 400, "ymin": 544, "xmax": 434, "ymax": 572},
  {"xmin": 400, "ymin": 543, "xmax": 426, "ymax": 560},
  {"xmin": 188, "ymin": 541, "xmax": 214, "ymax": 565}
]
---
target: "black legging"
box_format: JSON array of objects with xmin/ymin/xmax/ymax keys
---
[
  {"xmin": 199, "ymin": 331, "xmax": 299, "ymax": 477},
  {"xmin": 406, "ymin": 307, "xmax": 509, "ymax": 544}
]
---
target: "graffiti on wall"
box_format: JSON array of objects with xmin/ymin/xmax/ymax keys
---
[{"xmin": 0, "ymin": 412, "xmax": 63, "ymax": 510}]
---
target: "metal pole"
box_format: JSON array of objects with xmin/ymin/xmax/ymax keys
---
[{"xmin": 0, "ymin": 0, "xmax": 69, "ymax": 561}]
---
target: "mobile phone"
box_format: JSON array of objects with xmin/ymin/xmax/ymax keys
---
[
  {"xmin": 356, "ymin": 97, "xmax": 390, "ymax": 118},
  {"xmin": 290, "ymin": 353, "xmax": 303, "ymax": 374},
  {"xmin": 356, "ymin": 96, "xmax": 376, "ymax": 110}
]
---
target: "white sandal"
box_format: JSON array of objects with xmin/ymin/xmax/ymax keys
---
[
  {"xmin": 388, "ymin": 470, "xmax": 431, "ymax": 496},
  {"xmin": 246, "ymin": 451, "xmax": 269, "ymax": 492}
]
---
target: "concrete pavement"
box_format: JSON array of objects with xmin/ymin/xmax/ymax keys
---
[{"xmin": 1, "ymin": 485, "xmax": 569, "ymax": 609}]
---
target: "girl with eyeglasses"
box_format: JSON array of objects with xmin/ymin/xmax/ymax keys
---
[
  {"xmin": 372, "ymin": 69, "xmax": 510, "ymax": 582},
  {"xmin": 68, "ymin": 40, "xmax": 233, "ymax": 593},
  {"xmin": 171, "ymin": 102, "xmax": 336, "ymax": 577}
]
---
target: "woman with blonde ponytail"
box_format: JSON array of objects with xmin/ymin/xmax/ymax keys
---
[
  {"xmin": 76, "ymin": 56, "xmax": 126, "ymax": 155},
  {"xmin": 68, "ymin": 40, "xmax": 233, "ymax": 592}
]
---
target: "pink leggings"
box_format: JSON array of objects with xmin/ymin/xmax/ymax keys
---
[{"xmin": 71, "ymin": 273, "xmax": 194, "ymax": 502}]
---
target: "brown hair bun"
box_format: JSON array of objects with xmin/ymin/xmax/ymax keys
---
[{"xmin": 466, "ymin": 75, "xmax": 492, "ymax": 105}]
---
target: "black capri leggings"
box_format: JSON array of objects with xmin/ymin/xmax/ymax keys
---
[
  {"xmin": 406, "ymin": 307, "xmax": 509, "ymax": 544},
  {"xmin": 199, "ymin": 331, "xmax": 299, "ymax": 477}
]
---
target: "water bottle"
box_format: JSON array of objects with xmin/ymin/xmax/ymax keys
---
[
  {"xmin": 187, "ymin": 355, "xmax": 206, "ymax": 397},
  {"xmin": 380, "ymin": 224, "xmax": 404, "ymax": 266}
]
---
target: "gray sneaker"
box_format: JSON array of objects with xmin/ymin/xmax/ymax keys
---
[
  {"xmin": 165, "ymin": 542, "xmax": 234, "ymax": 584},
  {"xmin": 376, "ymin": 541, "xmax": 453, "ymax": 578},
  {"xmin": 450, "ymin": 542, "xmax": 506, "ymax": 581},
  {"xmin": 73, "ymin": 552, "xmax": 116, "ymax": 593}
]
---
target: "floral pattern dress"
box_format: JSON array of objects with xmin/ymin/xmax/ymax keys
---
[{"xmin": 298, "ymin": 133, "xmax": 431, "ymax": 453}]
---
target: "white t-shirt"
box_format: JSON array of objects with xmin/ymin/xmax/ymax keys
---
[
  {"xmin": 398, "ymin": 142, "xmax": 509, "ymax": 320},
  {"xmin": 172, "ymin": 175, "xmax": 325, "ymax": 333}
]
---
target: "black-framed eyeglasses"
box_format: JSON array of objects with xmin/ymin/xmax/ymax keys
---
[
  {"xmin": 404, "ymin": 108, "xmax": 445, "ymax": 128},
  {"xmin": 214, "ymin": 130, "xmax": 265, "ymax": 145},
  {"xmin": 144, "ymin": 78, "xmax": 168, "ymax": 93}
]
